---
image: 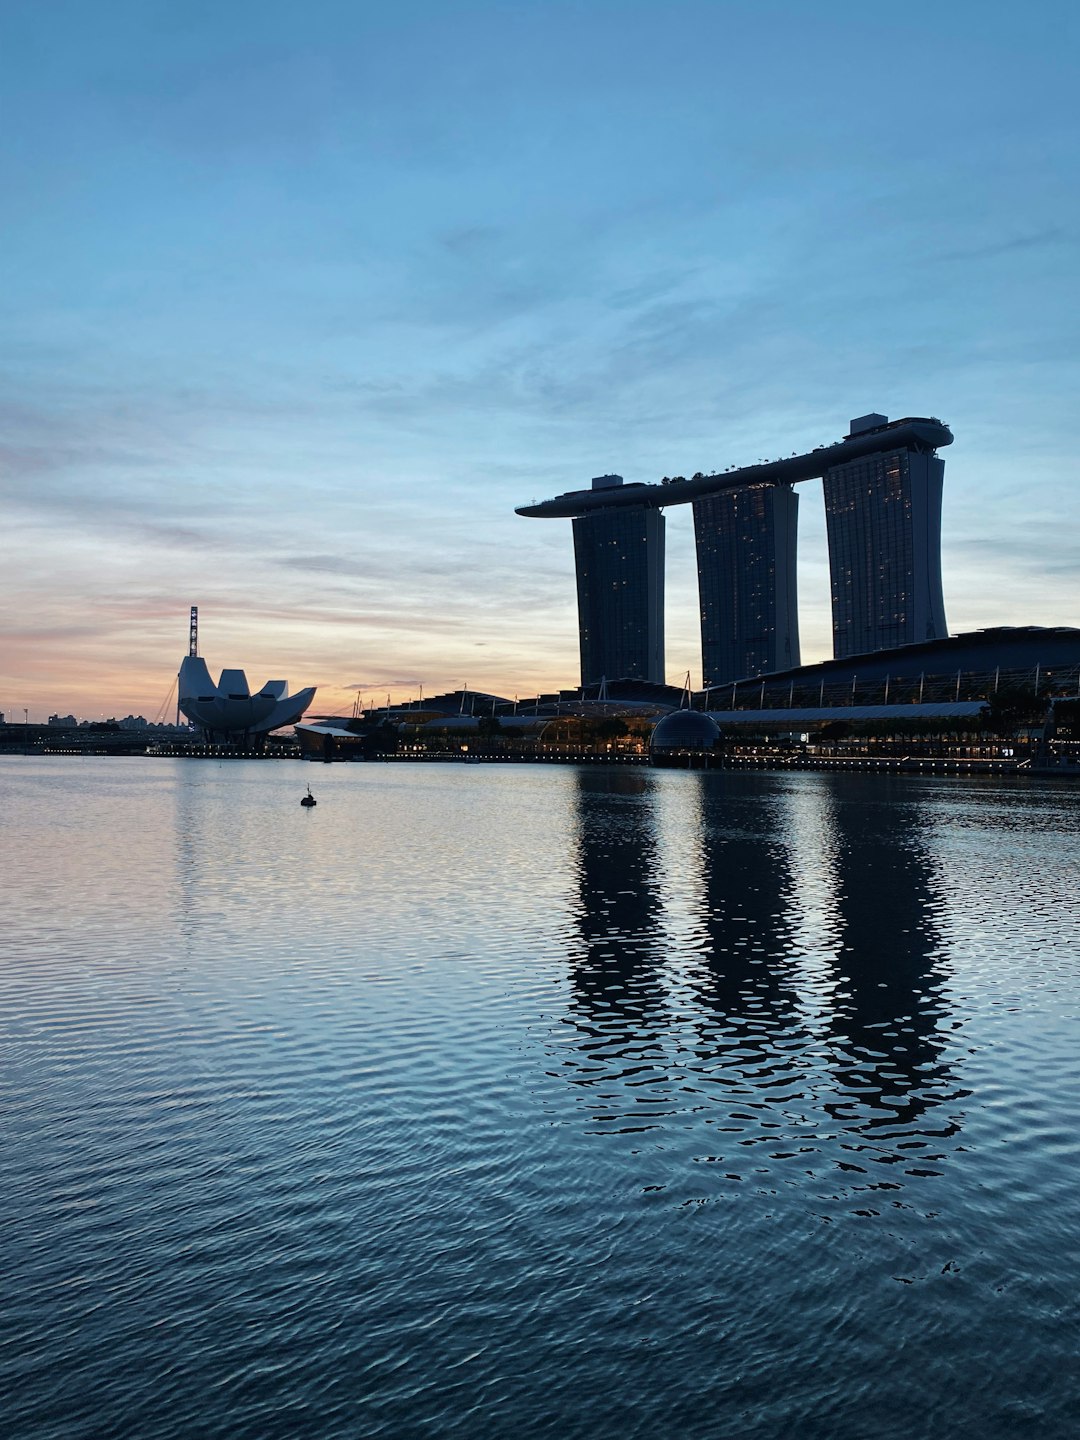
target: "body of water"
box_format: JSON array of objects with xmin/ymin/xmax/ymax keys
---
[{"xmin": 2, "ymin": 758, "xmax": 1078, "ymax": 1438}]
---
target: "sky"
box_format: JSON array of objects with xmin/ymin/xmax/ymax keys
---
[{"xmin": 2, "ymin": 0, "xmax": 1078, "ymax": 721}]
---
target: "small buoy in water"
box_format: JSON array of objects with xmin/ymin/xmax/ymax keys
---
[{"xmin": 301, "ymin": 786, "xmax": 316, "ymax": 808}]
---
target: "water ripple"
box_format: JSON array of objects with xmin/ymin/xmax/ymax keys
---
[{"xmin": 2, "ymin": 761, "xmax": 1079, "ymax": 1437}]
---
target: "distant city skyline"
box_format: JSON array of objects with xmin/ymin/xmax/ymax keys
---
[{"xmin": 2, "ymin": 0, "xmax": 1078, "ymax": 718}]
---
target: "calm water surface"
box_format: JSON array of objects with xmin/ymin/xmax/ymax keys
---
[{"xmin": 1, "ymin": 758, "xmax": 1078, "ymax": 1438}]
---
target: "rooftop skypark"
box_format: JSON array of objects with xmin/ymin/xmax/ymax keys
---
[{"xmin": 515, "ymin": 415, "xmax": 952, "ymax": 519}]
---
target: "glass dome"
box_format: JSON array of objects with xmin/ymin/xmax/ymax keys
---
[{"xmin": 650, "ymin": 710, "xmax": 721, "ymax": 753}]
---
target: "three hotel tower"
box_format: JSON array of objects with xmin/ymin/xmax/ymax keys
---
[{"xmin": 517, "ymin": 414, "xmax": 952, "ymax": 687}]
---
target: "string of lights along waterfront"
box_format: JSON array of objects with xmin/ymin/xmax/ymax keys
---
[{"xmin": 517, "ymin": 413, "xmax": 952, "ymax": 687}]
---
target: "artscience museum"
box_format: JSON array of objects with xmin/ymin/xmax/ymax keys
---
[{"xmin": 178, "ymin": 655, "xmax": 316, "ymax": 745}]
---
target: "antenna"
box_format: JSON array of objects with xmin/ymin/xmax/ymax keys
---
[{"xmin": 189, "ymin": 606, "xmax": 198, "ymax": 658}]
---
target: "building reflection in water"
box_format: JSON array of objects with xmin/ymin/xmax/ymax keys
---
[
  {"xmin": 682, "ymin": 775, "xmax": 812, "ymax": 1170},
  {"xmin": 560, "ymin": 768, "xmax": 670, "ymax": 1134},
  {"xmin": 688, "ymin": 774, "xmax": 804, "ymax": 1047},
  {"xmin": 817, "ymin": 777, "xmax": 967, "ymax": 1176},
  {"xmin": 556, "ymin": 768, "xmax": 966, "ymax": 1199}
]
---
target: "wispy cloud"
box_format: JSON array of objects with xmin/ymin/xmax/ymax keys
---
[{"xmin": 934, "ymin": 229, "xmax": 1072, "ymax": 264}]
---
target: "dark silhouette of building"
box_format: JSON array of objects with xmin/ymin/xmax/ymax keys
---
[
  {"xmin": 517, "ymin": 414, "xmax": 952, "ymax": 686},
  {"xmin": 694, "ymin": 481, "xmax": 800, "ymax": 684},
  {"xmin": 823, "ymin": 415, "xmax": 947, "ymax": 659},
  {"xmin": 571, "ymin": 477, "xmax": 665, "ymax": 685}
]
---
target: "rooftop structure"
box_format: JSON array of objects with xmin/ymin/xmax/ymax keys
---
[{"xmin": 516, "ymin": 417, "xmax": 951, "ymax": 520}]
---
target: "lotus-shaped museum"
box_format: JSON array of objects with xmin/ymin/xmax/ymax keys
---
[{"xmin": 178, "ymin": 656, "xmax": 316, "ymax": 741}]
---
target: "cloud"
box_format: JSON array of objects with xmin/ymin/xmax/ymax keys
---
[
  {"xmin": 345, "ymin": 678, "xmax": 421, "ymax": 690},
  {"xmin": 934, "ymin": 229, "xmax": 1072, "ymax": 264},
  {"xmin": 950, "ymin": 531, "xmax": 1078, "ymax": 578},
  {"xmin": 440, "ymin": 225, "xmax": 503, "ymax": 258},
  {"xmin": 275, "ymin": 553, "xmax": 362, "ymax": 577}
]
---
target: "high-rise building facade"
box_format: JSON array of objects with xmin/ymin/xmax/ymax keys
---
[
  {"xmin": 572, "ymin": 481, "xmax": 665, "ymax": 684},
  {"xmin": 694, "ymin": 483, "xmax": 800, "ymax": 685},
  {"xmin": 823, "ymin": 446, "xmax": 947, "ymax": 660}
]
